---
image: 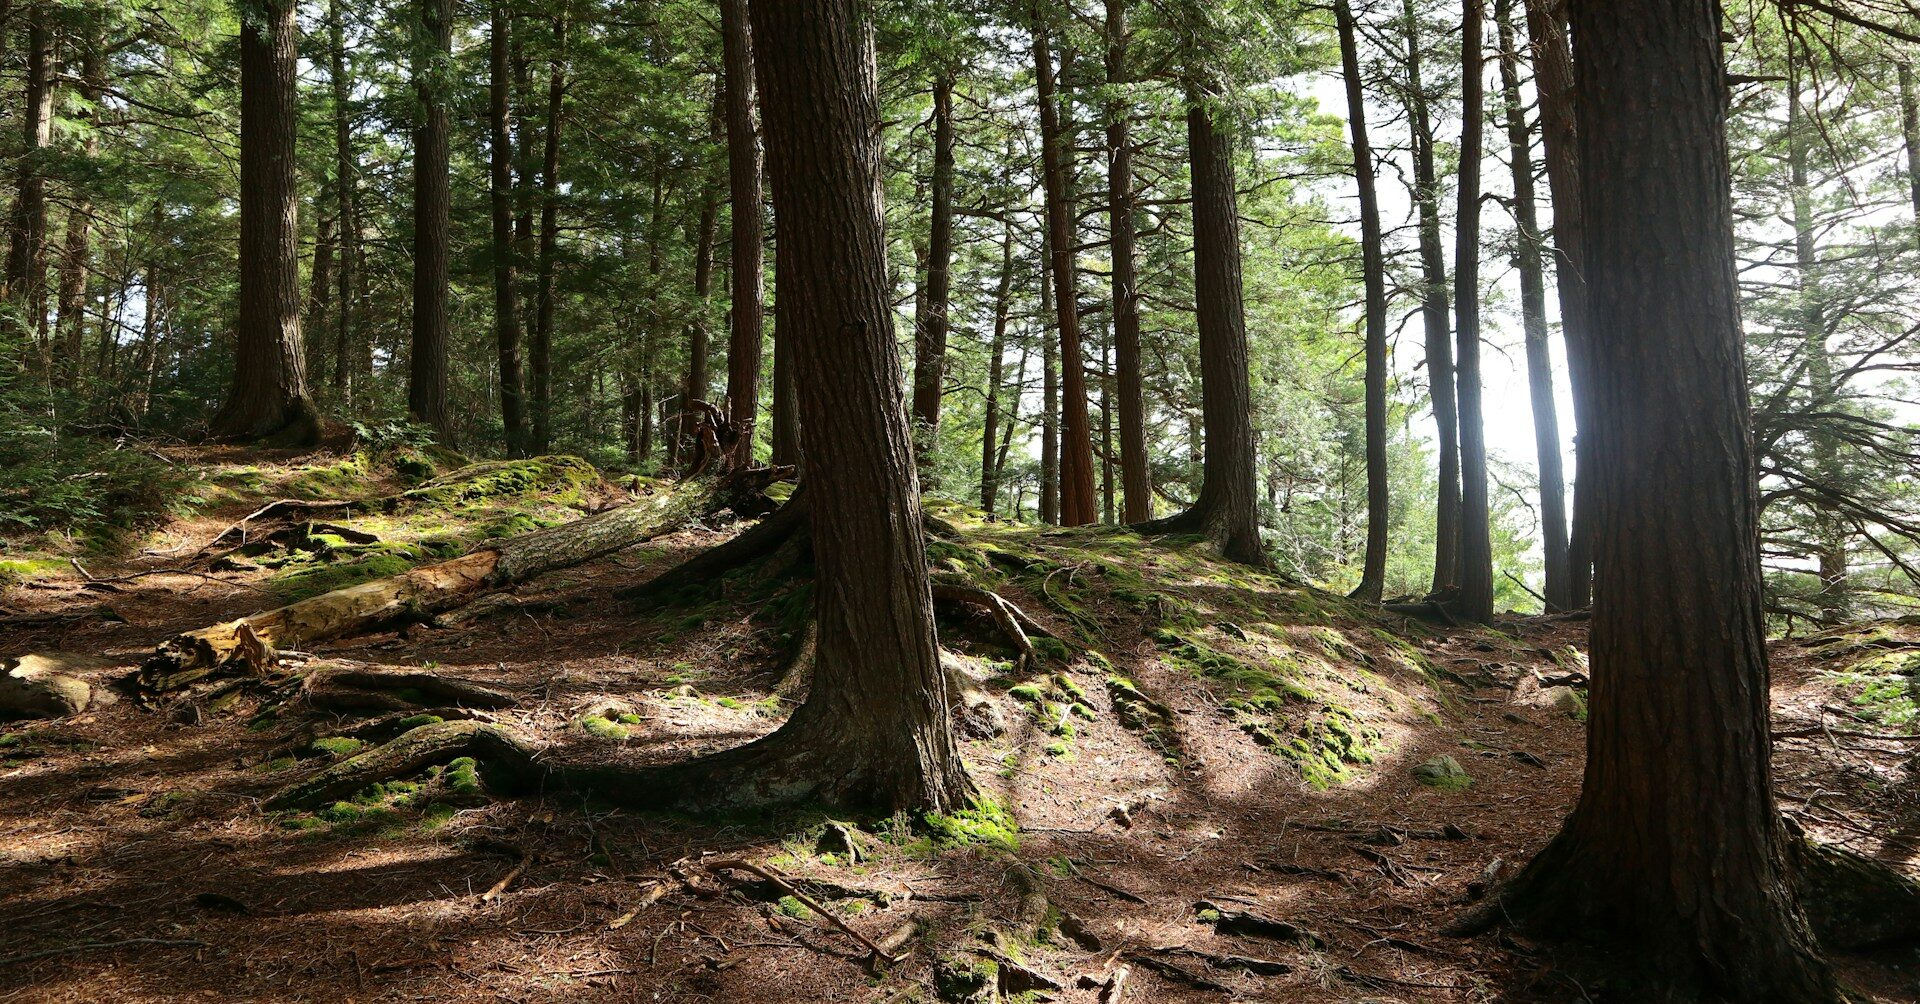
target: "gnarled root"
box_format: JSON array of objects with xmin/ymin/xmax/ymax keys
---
[
  {"xmin": 265, "ymin": 719, "xmax": 548, "ymax": 811},
  {"xmin": 302, "ymin": 669, "xmax": 519, "ymax": 714},
  {"xmin": 621, "ymin": 490, "xmax": 810, "ymax": 604},
  {"xmin": 1788, "ymin": 826, "xmax": 1920, "ymax": 950},
  {"xmin": 931, "ymin": 582, "xmax": 1053, "ymax": 669}
]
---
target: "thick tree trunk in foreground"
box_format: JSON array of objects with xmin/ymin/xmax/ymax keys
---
[
  {"xmin": 1401, "ymin": 0, "xmax": 1460, "ymax": 594},
  {"xmin": 722, "ymin": 0, "xmax": 765, "ymax": 467},
  {"xmin": 910, "ymin": 73, "xmax": 955, "ymax": 466},
  {"xmin": 213, "ymin": 0, "xmax": 318, "ymax": 445},
  {"xmin": 3, "ymin": 3, "xmax": 52, "ymax": 351},
  {"xmin": 1523, "ymin": 0, "xmax": 1593, "ymax": 607},
  {"xmin": 1339, "ymin": 0, "xmax": 1390, "ymax": 602},
  {"xmin": 1033, "ymin": 14, "xmax": 1098, "ymax": 527},
  {"xmin": 1497, "ymin": 0, "xmax": 1569, "ymax": 611},
  {"xmin": 409, "ymin": 0, "xmax": 454, "ymax": 442},
  {"xmin": 734, "ymin": 0, "xmax": 968, "ymax": 812},
  {"xmin": 1452, "ymin": 1, "xmax": 1494, "ymax": 622},
  {"xmin": 1106, "ymin": 0, "xmax": 1150, "ymax": 523},
  {"xmin": 1137, "ymin": 91, "xmax": 1265, "ymax": 568},
  {"xmin": 1473, "ymin": 1, "xmax": 1840, "ymax": 995},
  {"xmin": 490, "ymin": 2, "xmax": 530, "ymax": 456},
  {"xmin": 531, "ymin": 16, "xmax": 568, "ymax": 455}
]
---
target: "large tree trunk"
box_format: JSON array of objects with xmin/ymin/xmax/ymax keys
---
[
  {"xmin": 1471, "ymin": 1, "xmax": 1840, "ymax": 995},
  {"xmin": 409, "ymin": 0, "xmax": 454, "ymax": 442},
  {"xmin": 1401, "ymin": 0, "xmax": 1460, "ymax": 594},
  {"xmin": 981, "ymin": 220, "xmax": 1013, "ymax": 515},
  {"xmin": 1497, "ymin": 0, "xmax": 1569, "ymax": 611},
  {"xmin": 1452, "ymin": 1, "xmax": 1494, "ymax": 622},
  {"xmin": 531, "ymin": 16, "xmax": 568, "ymax": 455},
  {"xmin": 3, "ymin": 2, "xmax": 51, "ymax": 354},
  {"xmin": 1339, "ymin": 0, "xmax": 1390, "ymax": 602},
  {"xmin": 1522, "ymin": 0, "xmax": 1593, "ymax": 607},
  {"xmin": 721, "ymin": 0, "xmax": 765, "ymax": 467},
  {"xmin": 1106, "ymin": 0, "xmax": 1150, "ymax": 524},
  {"xmin": 213, "ymin": 0, "xmax": 318, "ymax": 445},
  {"xmin": 737, "ymin": 0, "xmax": 970, "ymax": 812},
  {"xmin": 1032, "ymin": 13, "xmax": 1098, "ymax": 527},
  {"xmin": 910, "ymin": 72, "xmax": 955, "ymax": 467},
  {"xmin": 327, "ymin": 0, "xmax": 359, "ymax": 407},
  {"xmin": 1137, "ymin": 89, "xmax": 1266, "ymax": 568},
  {"xmin": 490, "ymin": 1, "xmax": 530, "ymax": 456}
]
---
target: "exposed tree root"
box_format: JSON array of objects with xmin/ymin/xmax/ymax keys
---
[
  {"xmin": 302, "ymin": 669, "xmax": 519, "ymax": 714},
  {"xmin": 1787, "ymin": 827, "xmax": 1920, "ymax": 950},
  {"xmin": 264, "ymin": 720, "xmax": 547, "ymax": 811},
  {"xmin": 133, "ymin": 472, "xmax": 787, "ymax": 694},
  {"xmin": 931, "ymin": 582, "xmax": 1051, "ymax": 669},
  {"xmin": 621, "ymin": 490, "xmax": 809, "ymax": 604}
]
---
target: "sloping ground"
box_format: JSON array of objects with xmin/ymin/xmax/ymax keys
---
[{"xmin": 1, "ymin": 451, "xmax": 1917, "ymax": 1003}]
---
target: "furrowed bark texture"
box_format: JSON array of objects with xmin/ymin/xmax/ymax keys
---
[
  {"xmin": 721, "ymin": 0, "xmax": 765, "ymax": 465},
  {"xmin": 1033, "ymin": 13, "xmax": 1097, "ymax": 527},
  {"xmin": 409, "ymin": 0, "xmax": 454, "ymax": 441},
  {"xmin": 1339, "ymin": 0, "xmax": 1390, "ymax": 602}
]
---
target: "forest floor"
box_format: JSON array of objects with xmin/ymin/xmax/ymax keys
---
[{"xmin": 3, "ymin": 446, "xmax": 1920, "ymax": 1003}]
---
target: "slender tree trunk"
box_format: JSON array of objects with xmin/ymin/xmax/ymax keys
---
[
  {"xmin": 721, "ymin": 0, "xmax": 765, "ymax": 466},
  {"xmin": 531, "ymin": 15, "xmax": 568, "ymax": 454},
  {"xmin": 981, "ymin": 221, "xmax": 1013, "ymax": 515},
  {"xmin": 738, "ymin": 0, "xmax": 970, "ymax": 812},
  {"xmin": 490, "ymin": 1, "xmax": 530, "ymax": 456},
  {"xmin": 1484, "ymin": 1, "xmax": 1840, "ymax": 994},
  {"xmin": 213, "ymin": 0, "xmax": 317, "ymax": 444},
  {"xmin": 53, "ymin": 29, "xmax": 103, "ymax": 389},
  {"xmin": 1106, "ymin": 0, "xmax": 1150, "ymax": 523},
  {"xmin": 1787, "ymin": 62, "xmax": 1847, "ymax": 623},
  {"xmin": 1452, "ymin": 0, "xmax": 1495, "ymax": 622},
  {"xmin": 1039, "ymin": 237, "xmax": 1060, "ymax": 526},
  {"xmin": 1901, "ymin": 63, "xmax": 1920, "ymax": 244},
  {"xmin": 1522, "ymin": 0, "xmax": 1593, "ymax": 607},
  {"xmin": 1147, "ymin": 88, "xmax": 1266, "ymax": 566},
  {"xmin": 1100, "ymin": 331, "xmax": 1114, "ymax": 524},
  {"xmin": 4, "ymin": 4, "xmax": 53, "ymax": 354},
  {"xmin": 680, "ymin": 178, "xmax": 719, "ymax": 470},
  {"xmin": 1497, "ymin": 0, "xmax": 1569, "ymax": 611},
  {"xmin": 996, "ymin": 346, "xmax": 1028, "ymax": 512},
  {"xmin": 1403, "ymin": 0, "xmax": 1461, "ymax": 594},
  {"xmin": 304, "ymin": 204, "xmax": 334, "ymax": 386},
  {"xmin": 1033, "ymin": 12, "xmax": 1097, "ymax": 526},
  {"xmin": 409, "ymin": 0, "xmax": 454, "ymax": 441},
  {"xmin": 769, "ymin": 204, "xmax": 801, "ymax": 469},
  {"xmin": 327, "ymin": 0, "xmax": 358, "ymax": 406},
  {"xmin": 910, "ymin": 72, "xmax": 955, "ymax": 467},
  {"xmin": 1339, "ymin": 0, "xmax": 1390, "ymax": 601}
]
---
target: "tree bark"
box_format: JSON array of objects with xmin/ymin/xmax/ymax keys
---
[
  {"xmin": 769, "ymin": 227, "xmax": 801, "ymax": 469},
  {"xmin": 1033, "ymin": 12, "xmax": 1098, "ymax": 526},
  {"xmin": 213, "ymin": 0, "xmax": 318, "ymax": 444},
  {"xmin": 409, "ymin": 0, "xmax": 454, "ymax": 442},
  {"xmin": 1137, "ymin": 89, "xmax": 1266, "ymax": 568},
  {"xmin": 743, "ymin": 0, "xmax": 971, "ymax": 812},
  {"xmin": 1497, "ymin": 0, "xmax": 1569, "ymax": 611},
  {"xmin": 53, "ymin": 26, "xmax": 103, "ymax": 389},
  {"xmin": 1339, "ymin": 0, "xmax": 1390, "ymax": 602},
  {"xmin": 1040, "ymin": 237, "xmax": 1060, "ymax": 525},
  {"xmin": 722, "ymin": 0, "xmax": 766, "ymax": 467},
  {"xmin": 1402, "ymin": 0, "xmax": 1460, "ymax": 594},
  {"xmin": 531, "ymin": 15, "xmax": 568, "ymax": 455},
  {"xmin": 3, "ymin": 2, "xmax": 51, "ymax": 353},
  {"xmin": 1522, "ymin": 0, "xmax": 1593, "ymax": 607},
  {"xmin": 1106, "ymin": 0, "xmax": 1150, "ymax": 524},
  {"xmin": 910, "ymin": 72, "xmax": 956, "ymax": 465},
  {"xmin": 1452, "ymin": 0, "xmax": 1494, "ymax": 622},
  {"xmin": 981, "ymin": 220, "xmax": 1014, "ymax": 515},
  {"xmin": 490, "ymin": 1, "xmax": 530, "ymax": 456},
  {"xmin": 1901, "ymin": 62, "xmax": 1920, "ymax": 242},
  {"xmin": 327, "ymin": 0, "xmax": 359, "ymax": 406},
  {"xmin": 1473, "ymin": 1, "xmax": 1841, "ymax": 994}
]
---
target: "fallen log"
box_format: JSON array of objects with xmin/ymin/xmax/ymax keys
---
[{"xmin": 138, "ymin": 473, "xmax": 780, "ymax": 693}]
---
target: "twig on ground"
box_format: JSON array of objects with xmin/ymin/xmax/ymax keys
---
[
  {"xmin": 0, "ymin": 938, "xmax": 208, "ymax": 967},
  {"xmin": 705, "ymin": 858, "xmax": 901, "ymax": 961}
]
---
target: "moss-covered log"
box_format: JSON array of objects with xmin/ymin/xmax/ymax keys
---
[
  {"xmin": 264, "ymin": 719, "xmax": 548, "ymax": 811},
  {"xmin": 139, "ymin": 477, "xmax": 742, "ymax": 692}
]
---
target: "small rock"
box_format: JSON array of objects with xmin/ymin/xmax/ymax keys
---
[{"xmin": 1412, "ymin": 755, "xmax": 1473, "ymax": 791}]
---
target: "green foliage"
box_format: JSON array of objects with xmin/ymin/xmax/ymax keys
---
[{"xmin": 0, "ymin": 419, "xmax": 198, "ymax": 548}]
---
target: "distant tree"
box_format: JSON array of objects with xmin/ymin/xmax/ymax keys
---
[
  {"xmin": 1337, "ymin": 0, "xmax": 1390, "ymax": 601},
  {"xmin": 721, "ymin": 0, "xmax": 764, "ymax": 467},
  {"xmin": 490, "ymin": 0, "xmax": 530, "ymax": 456}
]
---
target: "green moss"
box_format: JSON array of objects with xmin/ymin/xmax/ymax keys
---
[
  {"xmin": 400, "ymin": 456, "xmax": 600, "ymax": 508},
  {"xmin": 615, "ymin": 712, "xmax": 644, "ymax": 725},
  {"xmin": 0, "ymin": 558, "xmax": 65, "ymax": 583},
  {"xmin": 923, "ymin": 796, "xmax": 1021, "ymax": 852},
  {"xmin": 579, "ymin": 715, "xmax": 631, "ymax": 741},
  {"xmin": 419, "ymin": 802, "xmax": 458, "ymax": 830},
  {"xmin": 397, "ymin": 714, "xmax": 445, "ymax": 729},
  {"xmin": 269, "ymin": 551, "xmax": 418, "ymax": 601},
  {"xmin": 443, "ymin": 756, "xmax": 482, "ymax": 795},
  {"xmin": 1412, "ymin": 755, "xmax": 1473, "ymax": 791},
  {"xmin": 308, "ymin": 737, "xmax": 364, "ymax": 758},
  {"xmin": 776, "ymin": 895, "xmax": 810, "ymax": 919}
]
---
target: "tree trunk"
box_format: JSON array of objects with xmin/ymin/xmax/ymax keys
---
[
  {"xmin": 1474, "ymin": 1, "xmax": 1840, "ymax": 994},
  {"xmin": 1901, "ymin": 62, "xmax": 1920, "ymax": 242},
  {"xmin": 740, "ymin": 0, "xmax": 971, "ymax": 812},
  {"xmin": 1100, "ymin": 331, "xmax": 1114, "ymax": 524},
  {"xmin": 3, "ymin": 2, "xmax": 51, "ymax": 354},
  {"xmin": 1339, "ymin": 0, "xmax": 1390, "ymax": 602},
  {"xmin": 490, "ymin": 1, "xmax": 530, "ymax": 457},
  {"xmin": 722, "ymin": 0, "xmax": 765, "ymax": 467},
  {"xmin": 327, "ymin": 0, "xmax": 359, "ymax": 406},
  {"xmin": 769, "ymin": 226, "xmax": 801, "ymax": 468},
  {"xmin": 1403, "ymin": 0, "xmax": 1460, "ymax": 594},
  {"xmin": 1497, "ymin": 0, "xmax": 1569, "ymax": 611},
  {"xmin": 1522, "ymin": 0, "xmax": 1593, "ymax": 607},
  {"xmin": 303, "ymin": 204, "xmax": 334, "ymax": 387},
  {"xmin": 1452, "ymin": 0, "xmax": 1494, "ymax": 622},
  {"xmin": 996, "ymin": 345, "xmax": 1028, "ymax": 515},
  {"xmin": 1033, "ymin": 12, "xmax": 1097, "ymax": 526},
  {"xmin": 981, "ymin": 220, "xmax": 1013, "ymax": 515},
  {"xmin": 409, "ymin": 0, "xmax": 454, "ymax": 442},
  {"xmin": 213, "ymin": 0, "xmax": 317, "ymax": 444},
  {"xmin": 910, "ymin": 72, "xmax": 955, "ymax": 466},
  {"xmin": 1040, "ymin": 239, "xmax": 1060, "ymax": 526},
  {"xmin": 1106, "ymin": 0, "xmax": 1150, "ymax": 524},
  {"xmin": 531, "ymin": 15, "xmax": 568, "ymax": 455},
  {"xmin": 53, "ymin": 27, "xmax": 103, "ymax": 389}
]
